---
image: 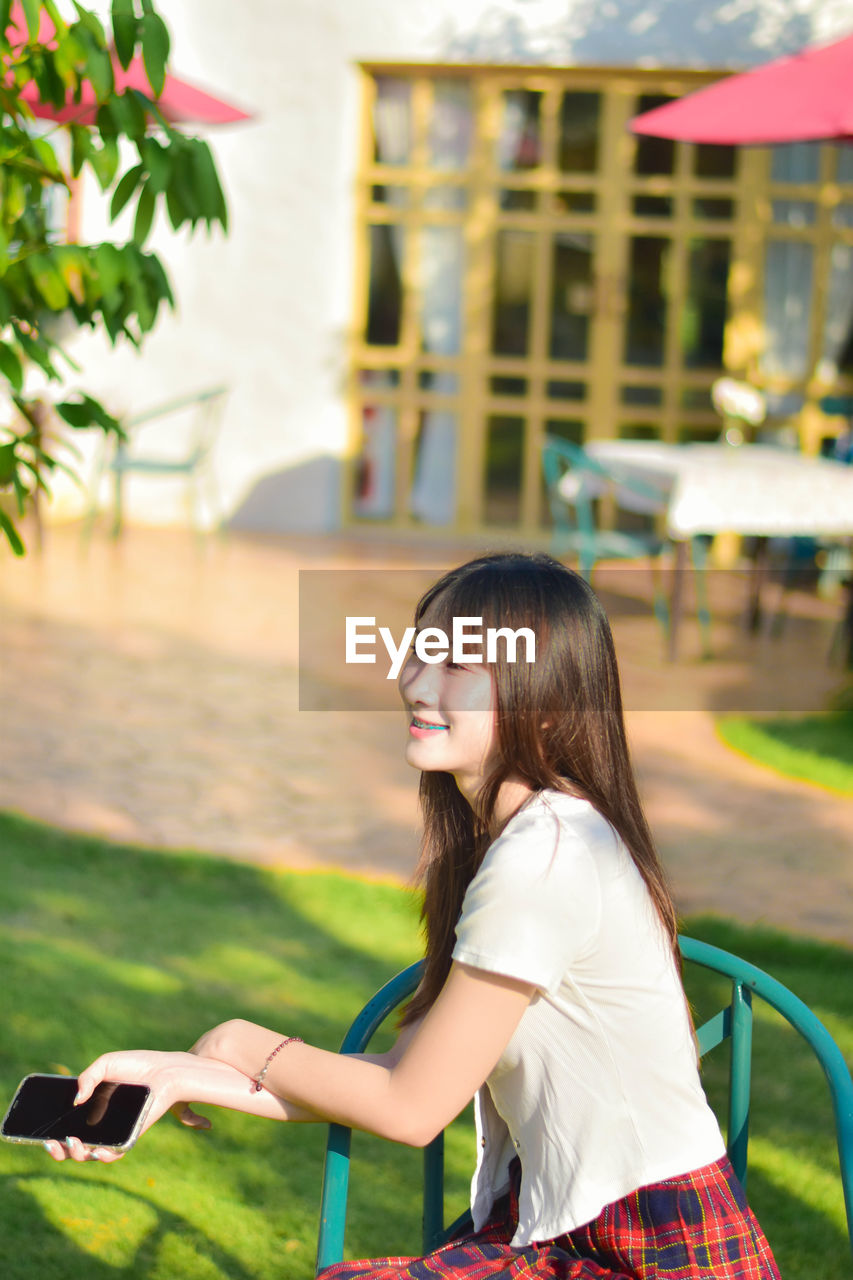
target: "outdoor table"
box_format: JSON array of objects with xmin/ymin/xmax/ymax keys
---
[{"xmin": 576, "ymin": 441, "xmax": 853, "ymax": 659}]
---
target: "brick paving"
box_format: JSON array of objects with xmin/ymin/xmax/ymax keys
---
[{"xmin": 0, "ymin": 524, "xmax": 850, "ymax": 946}]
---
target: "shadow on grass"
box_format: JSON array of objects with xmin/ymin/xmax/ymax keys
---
[
  {"xmin": 0, "ymin": 809, "xmax": 425, "ymax": 1280},
  {"xmin": 0, "ymin": 1173, "xmax": 260, "ymax": 1280},
  {"xmin": 1, "ymin": 818, "xmax": 851, "ymax": 1279}
]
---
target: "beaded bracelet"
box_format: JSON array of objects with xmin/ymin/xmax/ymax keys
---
[{"xmin": 251, "ymin": 1035, "xmax": 304, "ymax": 1092}]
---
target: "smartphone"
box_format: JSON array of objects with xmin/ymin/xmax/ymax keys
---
[{"xmin": 1, "ymin": 1074, "xmax": 152, "ymax": 1151}]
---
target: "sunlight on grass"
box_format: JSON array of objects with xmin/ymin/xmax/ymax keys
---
[
  {"xmin": 0, "ymin": 813, "xmax": 849, "ymax": 1280},
  {"xmin": 748, "ymin": 1137, "xmax": 847, "ymax": 1234},
  {"xmin": 25, "ymin": 1179, "xmax": 158, "ymax": 1268},
  {"xmin": 716, "ymin": 710, "xmax": 853, "ymax": 793}
]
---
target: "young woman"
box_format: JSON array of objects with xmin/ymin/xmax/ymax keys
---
[{"xmin": 45, "ymin": 553, "xmax": 780, "ymax": 1280}]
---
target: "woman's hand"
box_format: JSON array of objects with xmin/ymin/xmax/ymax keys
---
[{"xmin": 42, "ymin": 1050, "xmax": 215, "ymax": 1165}]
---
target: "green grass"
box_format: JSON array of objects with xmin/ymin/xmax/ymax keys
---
[
  {"xmin": 0, "ymin": 812, "xmax": 850, "ymax": 1279},
  {"xmin": 716, "ymin": 709, "xmax": 853, "ymax": 794}
]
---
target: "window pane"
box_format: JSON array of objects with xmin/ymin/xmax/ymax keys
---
[
  {"xmin": 554, "ymin": 191, "xmax": 596, "ymax": 214},
  {"xmin": 681, "ymin": 387, "xmax": 713, "ymax": 410},
  {"xmin": 761, "ymin": 240, "xmax": 814, "ymax": 378},
  {"xmin": 500, "ymin": 189, "xmax": 537, "ymax": 211},
  {"xmin": 497, "ymin": 91, "xmax": 542, "ymax": 171},
  {"xmin": 832, "ymin": 202, "xmax": 853, "ymax": 229},
  {"xmin": 371, "ymin": 185, "xmax": 409, "ymax": 207},
  {"xmin": 771, "ymin": 143, "xmax": 820, "ymax": 184},
  {"xmin": 549, "ymin": 232, "xmax": 593, "ymax": 361},
  {"xmin": 633, "ymin": 96, "xmax": 676, "ymax": 175},
  {"xmin": 545, "ymin": 419, "xmax": 584, "ymax": 443},
  {"xmin": 484, "ymin": 415, "xmax": 524, "ymax": 525},
  {"xmin": 430, "ymin": 79, "xmax": 473, "ymax": 171},
  {"xmin": 837, "ymin": 147, "xmax": 853, "ymax": 183},
  {"xmin": 558, "ymin": 93, "xmax": 600, "ymax": 172},
  {"xmin": 625, "ymin": 236, "xmax": 668, "ymax": 366},
  {"xmin": 491, "ymin": 376, "xmax": 528, "ymax": 396},
  {"xmin": 633, "ymin": 195, "xmax": 673, "ymax": 217},
  {"xmin": 547, "ymin": 380, "xmax": 585, "ymax": 400},
  {"xmin": 772, "ymin": 199, "xmax": 816, "ymax": 227},
  {"xmin": 419, "ymin": 371, "xmax": 459, "ymax": 392},
  {"xmin": 372, "ymin": 78, "xmax": 412, "ymax": 166},
  {"xmin": 419, "ymin": 226, "xmax": 463, "ymax": 356},
  {"xmin": 366, "ymin": 224, "xmax": 404, "ymax": 346},
  {"xmin": 683, "ymin": 238, "xmax": 731, "ymax": 368},
  {"xmin": 821, "ymin": 242, "xmax": 853, "ymax": 378},
  {"xmin": 621, "ymin": 385, "xmax": 662, "ymax": 406},
  {"xmin": 693, "ymin": 197, "xmax": 734, "ymax": 220},
  {"xmin": 410, "ymin": 411, "xmax": 457, "ymax": 525},
  {"xmin": 423, "ymin": 186, "xmax": 468, "ymax": 211},
  {"xmin": 352, "ymin": 403, "xmax": 397, "ymax": 518},
  {"xmin": 619, "ymin": 423, "xmax": 660, "ymax": 439},
  {"xmin": 694, "ymin": 145, "xmax": 737, "ymax": 179},
  {"xmin": 492, "ymin": 230, "xmax": 535, "ymax": 356}
]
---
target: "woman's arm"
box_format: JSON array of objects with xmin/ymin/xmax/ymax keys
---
[
  {"xmin": 43, "ymin": 1051, "xmax": 323, "ymax": 1163},
  {"xmin": 50, "ymin": 963, "xmax": 532, "ymax": 1161},
  {"xmin": 191, "ymin": 963, "xmax": 533, "ymax": 1147}
]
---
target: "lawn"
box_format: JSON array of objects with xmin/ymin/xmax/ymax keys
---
[
  {"xmin": 0, "ymin": 812, "xmax": 850, "ymax": 1278},
  {"xmin": 716, "ymin": 708, "xmax": 853, "ymax": 794}
]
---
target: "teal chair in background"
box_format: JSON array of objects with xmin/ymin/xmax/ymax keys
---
[
  {"xmin": 541, "ymin": 435, "xmax": 712, "ymax": 656},
  {"xmin": 541, "ymin": 435, "xmax": 668, "ymax": 582},
  {"xmin": 315, "ymin": 937, "xmax": 853, "ymax": 1274},
  {"xmin": 86, "ymin": 385, "xmax": 229, "ymax": 536}
]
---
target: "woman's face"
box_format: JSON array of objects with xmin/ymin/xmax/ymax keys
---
[{"xmin": 397, "ymin": 601, "xmax": 498, "ymax": 805}]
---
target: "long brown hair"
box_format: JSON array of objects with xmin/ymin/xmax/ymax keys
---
[{"xmin": 401, "ymin": 551, "xmax": 678, "ymax": 1025}]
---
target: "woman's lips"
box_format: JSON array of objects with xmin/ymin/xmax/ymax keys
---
[{"xmin": 409, "ymin": 715, "xmax": 449, "ymax": 738}]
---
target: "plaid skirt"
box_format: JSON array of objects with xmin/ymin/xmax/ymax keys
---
[{"xmin": 317, "ymin": 1155, "xmax": 781, "ymax": 1280}]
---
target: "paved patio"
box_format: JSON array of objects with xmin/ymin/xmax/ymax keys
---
[{"xmin": 0, "ymin": 523, "xmax": 850, "ymax": 946}]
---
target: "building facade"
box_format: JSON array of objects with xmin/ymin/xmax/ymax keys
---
[{"xmin": 58, "ymin": 0, "xmax": 853, "ymax": 535}]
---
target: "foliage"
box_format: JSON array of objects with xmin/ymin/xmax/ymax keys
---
[
  {"xmin": 716, "ymin": 709, "xmax": 853, "ymax": 794},
  {"xmin": 0, "ymin": 0, "xmax": 228, "ymax": 554},
  {"xmin": 0, "ymin": 810, "xmax": 850, "ymax": 1279}
]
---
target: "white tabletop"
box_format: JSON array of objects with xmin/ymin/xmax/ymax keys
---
[{"xmin": 582, "ymin": 441, "xmax": 853, "ymax": 539}]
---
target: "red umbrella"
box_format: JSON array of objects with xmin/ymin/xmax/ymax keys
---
[
  {"xmin": 20, "ymin": 63, "xmax": 252, "ymax": 126},
  {"xmin": 630, "ymin": 30, "xmax": 853, "ymax": 144},
  {"xmin": 6, "ymin": 2, "xmax": 251, "ymax": 126}
]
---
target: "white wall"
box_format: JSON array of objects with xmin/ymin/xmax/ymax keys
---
[{"xmin": 49, "ymin": 0, "xmax": 853, "ymax": 531}]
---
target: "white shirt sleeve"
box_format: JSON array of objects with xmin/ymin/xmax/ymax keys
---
[{"xmin": 451, "ymin": 797, "xmax": 606, "ymax": 996}]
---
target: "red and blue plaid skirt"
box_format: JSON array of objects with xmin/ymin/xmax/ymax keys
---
[{"xmin": 318, "ymin": 1155, "xmax": 781, "ymax": 1280}]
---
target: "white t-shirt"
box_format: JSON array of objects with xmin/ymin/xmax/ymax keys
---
[{"xmin": 451, "ymin": 789, "xmax": 726, "ymax": 1247}]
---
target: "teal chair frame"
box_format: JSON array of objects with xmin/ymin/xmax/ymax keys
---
[
  {"xmin": 541, "ymin": 435, "xmax": 713, "ymax": 657},
  {"xmin": 85, "ymin": 386, "xmax": 228, "ymax": 536},
  {"xmin": 541, "ymin": 435, "xmax": 668, "ymax": 583},
  {"xmin": 315, "ymin": 936, "xmax": 853, "ymax": 1274}
]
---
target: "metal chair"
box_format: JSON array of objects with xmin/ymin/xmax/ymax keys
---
[
  {"xmin": 85, "ymin": 386, "xmax": 228, "ymax": 536},
  {"xmin": 541, "ymin": 435, "xmax": 673, "ymax": 636},
  {"xmin": 315, "ymin": 937, "xmax": 853, "ymax": 1274},
  {"xmin": 541, "ymin": 435, "xmax": 716, "ymax": 657}
]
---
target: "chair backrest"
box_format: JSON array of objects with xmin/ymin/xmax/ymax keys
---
[
  {"xmin": 122, "ymin": 386, "xmax": 229, "ymax": 465},
  {"xmin": 315, "ymin": 937, "xmax": 853, "ymax": 1274},
  {"xmin": 540, "ymin": 436, "xmax": 602, "ymax": 540}
]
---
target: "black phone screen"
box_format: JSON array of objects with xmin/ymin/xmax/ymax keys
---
[{"xmin": 2, "ymin": 1075, "xmax": 150, "ymax": 1146}]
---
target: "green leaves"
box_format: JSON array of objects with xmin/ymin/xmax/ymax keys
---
[
  {"xmin": 0, "ymin": 341, "xmax": 24, "ymax": 392},
  {"xmin": 110, "ymin": 162, "xmax": 144, "ymax": 220},
  {"xmin": 20, "ymin": 0, "xmax": 42, "ymax": 41},
  {"xmin": 56, "ymin": 394, "xmax": 123, "ymax": 435},
  {"xmin": 0, "ymin": 508, "xmax": 25, "ymax": 556},
  {"xmin": 141, "ymin": 9, "xmax": 169, "ymax": 97},
  {"xmin": 111, "ymin": 0, "xmax": 138, "ymax": 70},
  {"xmin": 0, "ymin": 0, "xmax": 230, "ymax": 555},
  {"xmin": 132, "ymin": 182, "xmax": 155, "ymax": 244}
]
